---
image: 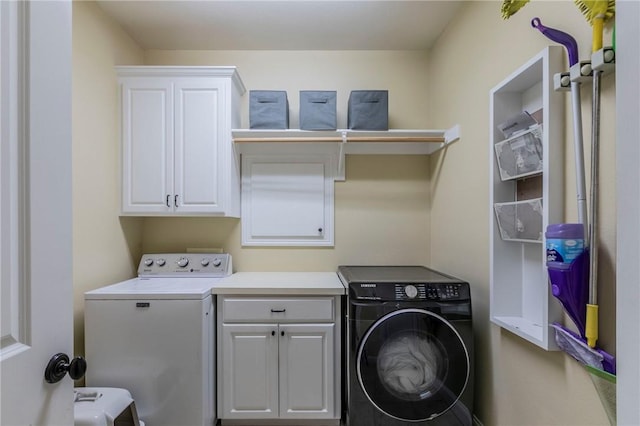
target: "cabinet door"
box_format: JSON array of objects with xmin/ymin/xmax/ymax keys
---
[
  {"xmin": 279, "ymin": 323, "xmax": 335, "ymax": 419},
  {"xmin": 121, "ymin": 78, "xmax": 173, "ymax": 213},
  {"xmin": 174, "ymin": 79, "xmax": 225, "ymax": 213},
  {"xmin": 242, "ymin": 155, "xmax": 335, "ymax": 246},
  {"xmin": 220, "ymin": 324, "xmax": 279, "ymax": 419}
]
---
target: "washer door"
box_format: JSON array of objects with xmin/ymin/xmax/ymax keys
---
[{"xmin": 356, "ymin": 308, "xmax": 469, "ymax": 422}]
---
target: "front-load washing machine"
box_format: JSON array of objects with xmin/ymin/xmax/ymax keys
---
[
  {"xmin": 338, "ymin": 265, "xmax": 474, "ymax": 426},
  {"xmin": 84, "ymin": 253, "xmax": 231, "ymax": 426}
]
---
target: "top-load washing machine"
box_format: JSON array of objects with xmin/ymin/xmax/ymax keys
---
[
  {"xmin": 84, "ymin": 253, "xmax": 232, "ymax": 426},
  {"xmin": 338, "ymin": 265, "xmax": 474, "ymax": 426}
]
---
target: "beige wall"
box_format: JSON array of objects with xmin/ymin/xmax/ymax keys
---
[
  {"xmin": 142, "ymin": 50, "xmax": 434, "ymax": 271},
  {"xmin": 72, "ymin": 1, "xmax": 144, "ymax": 358},
  {"xmin": 144, "ymin": 50, "xmax": 432, "ymax": 130},
  {"xmin": 141, "ymin": 155, "xmax": 431, "ymax": 271},
  {"xmin": 427, "ymin": 2, "xmax": 615, "ymax": 425},
  {"xmin": 73, "ymin": 2, "xmax": 619, "ymax": 424}
]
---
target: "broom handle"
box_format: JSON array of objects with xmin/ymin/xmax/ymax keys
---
[
  {"xmin": 531, "ymin": 18, "xmax": 588, "ymax": 236},
  {"xmin": 592, "ymin": 16, "xmax": 604, "ymax": 52},
  {"xmin": 586, "ymin": 69, "xmax": 601, "ymax": 349},
  {"xmin": 570, "ymin": 82, "xmax": 589, "ymax": 241}
]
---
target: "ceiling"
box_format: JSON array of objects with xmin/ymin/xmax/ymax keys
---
[{"xmin": 95, "ymin": 1, "xmax": 466, "ymax": 50}]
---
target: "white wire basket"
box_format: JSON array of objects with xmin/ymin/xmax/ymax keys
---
[
  {"xmin": 494, "ymin": 124, "xmax": 543, "ymax": 181},
  {"xmin": 494, "ymin": 198, "xmax": 543, "ymax": 243}
]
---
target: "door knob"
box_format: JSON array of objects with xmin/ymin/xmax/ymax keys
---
[{"xmin": 44, "ymin": 353, "xmax": 87, "ymax": 383}]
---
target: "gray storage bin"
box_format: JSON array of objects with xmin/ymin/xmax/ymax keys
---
[
  {"xmin": 250, "ymin": 90, "xmax": 289, "ymax": 129},
  {"xmin": 299, "ymin": 91, "xmax": 337, "ymax": 130},
  {"xmin": 348, "ymin": 90, "xmax": 389, "ymax": 130}
]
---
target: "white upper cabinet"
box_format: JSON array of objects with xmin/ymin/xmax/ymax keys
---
[{"xmin": 119, "ymin": 67, "xmax": 245, "ymax": 216}]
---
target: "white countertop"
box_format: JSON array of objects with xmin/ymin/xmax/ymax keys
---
[{"xmin": 212, "ymin": 272, "xmax": 345, "ymax": 295}]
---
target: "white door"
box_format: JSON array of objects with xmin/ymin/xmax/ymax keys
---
[
  {"xmin": 1, "ymin": 1, "xmax": 74, "ymax": 425},
  {"xmin": 279, "ymin": 324, "xmax": 334, "ymax": 419},
  {"xmin": 174, "ymin": 79, "xmax": 224, "ymax": 213},
  {"xmin": 121, "ymin": 77, "xmax": 173, "ymax": 214},
  {"xmin": 220, "ymin": 324, "xmax": 279, "ymax": 419}
]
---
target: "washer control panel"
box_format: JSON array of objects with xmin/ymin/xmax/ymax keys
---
[
  {"xmin": 350, "ymin": 282, "xmax": 469, "ymax": 301},
  {"xmin": 137, "ymin": 253, "xmax": 232, "ymax": 277},
  {"xmin": 394, "ymin": 283, "xmax": 465, "ymax": 301}
]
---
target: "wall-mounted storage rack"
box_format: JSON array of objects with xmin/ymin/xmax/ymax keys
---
[
  {"xmin": 553, "ymin": 47, "xmax": 615, "ymax": 91},
  {"xmin": 232, "ymin": 127, "xmax": 460, "ymax": 180},
  {"xmin": 489, "ymin": 46, "xmax": 564, "ymax": 351}
]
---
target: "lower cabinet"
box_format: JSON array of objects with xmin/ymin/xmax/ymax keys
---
[{"xmin": 217, "ymin": 296, "xmax": 341, "ymax": 422}]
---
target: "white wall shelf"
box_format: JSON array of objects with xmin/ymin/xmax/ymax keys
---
[
  {"xmin": 489, "ymin": 46, "xmax": 565, "ymax": 351},
  {"xmin": 233, "ymin": 128, "xmax": 459, "ymax": 146},
  {"xmin": 233, "ymin": 127, "xmax": 460, "ymax": 181}
]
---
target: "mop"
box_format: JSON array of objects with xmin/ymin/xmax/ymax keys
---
[{"xmin": 530, "ymin": 18, "xmax": 616, "ymax": 375}]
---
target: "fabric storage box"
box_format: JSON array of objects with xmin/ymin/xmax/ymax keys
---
[
  {"xmin": 347, "ymin": 90, "xmax": 388, "ymax": 130},
  {"xmin": 250, "ymin": 90, "xmax": 289, "ymax": 129},
  {"xmin": 299, "ymin": 91, "xmax": 337, "ymax": 130}
]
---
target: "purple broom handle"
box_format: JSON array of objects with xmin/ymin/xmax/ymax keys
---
[{"xmin": 531, "ymin": 17, "xmax": 579, "ymax": 66}]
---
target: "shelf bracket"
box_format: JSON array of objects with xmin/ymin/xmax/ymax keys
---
[
  {"xmin": 336, "ymin": 130, "xmax": 347, "ymax": 181},
  {"xmin": 444, "ymin": 124, "xmax": 461, "ymax": 145}
]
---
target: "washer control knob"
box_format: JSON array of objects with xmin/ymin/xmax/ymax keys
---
[
  {"xmin": 144, "ymin": 258, "xmax": 154, "ymax": 267},
  {"xmin": 155, "ymin": 258, "xmax": 166, "ymax": 267},
  {"xmin": 212, "ymin": 258, "xmax": 222, "ymax": 267},
  {"xmin": 176, "ymin": 257, "xmax": 189, "ymax": 268},
  {"xmin": 404, "ymin": 285, "xmax": 418, "ymax": 299},
  {"xmin": 201, "ymin": 258, "xmax": 210, "ymax": 267}
]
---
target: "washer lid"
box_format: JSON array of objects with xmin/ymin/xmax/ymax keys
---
[
  {"xmin": 84, "ymin": 277, "xmax": 220, "ymax": 300},
  {"xmin": 338, "ymin": 265, "xmax": 465, "ymax": 284}
]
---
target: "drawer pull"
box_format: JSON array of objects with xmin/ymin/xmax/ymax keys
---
[{"xmin": 270, "ymin": 309, "xmax": 286, "ymax": 313}]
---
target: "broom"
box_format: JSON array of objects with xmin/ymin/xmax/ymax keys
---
[{"xmin": 573, "ymin": 0, "xmax": 615, "ymax": 349}]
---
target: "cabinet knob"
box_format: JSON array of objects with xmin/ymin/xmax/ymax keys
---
[
  {"xmin": 271, "ymin": 330, "xmax": 276, "ymax": 336},
  {"xmin": 318, "ymin": 228, "xmax": 323, "ymax": 233},
  {"xmin": 281, "ymin": 331, "xmax": 285, "ymax": 337}
]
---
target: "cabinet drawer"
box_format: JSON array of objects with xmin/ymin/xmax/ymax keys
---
[{"xmin": 221, "ymin": 297, "xmax": 334, "ymax": 322}]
